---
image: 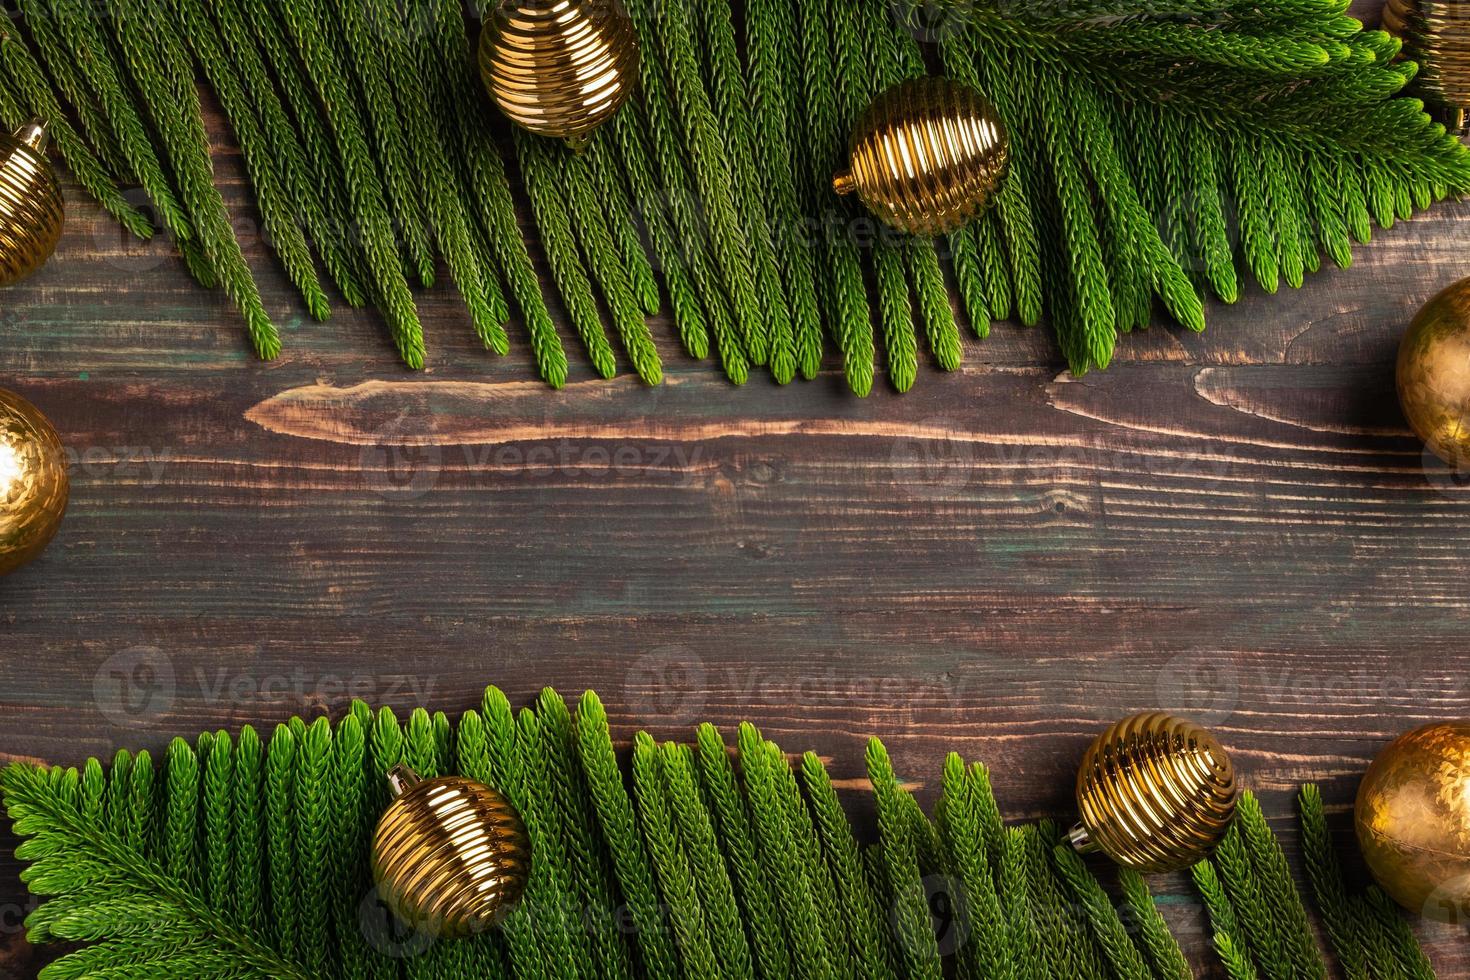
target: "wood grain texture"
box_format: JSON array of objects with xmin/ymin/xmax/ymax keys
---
[{"xmin": 4, "ymin": 3, "xmax": 1470, "ymax": 974}]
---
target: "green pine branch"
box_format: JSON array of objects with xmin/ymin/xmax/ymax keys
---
[
  {"xmin": 0, "ymin": 18, "xmax": 155, "ymax": 241},
  {"xmin": 274, "ymin": 0, "xmax": 424, "ymax": 365},
  {"xmin": 0, "ymin": 694, "xmax": 1447, "ymax": 980},
  {"xmin": 735, "ymin": 724, "xmax": 837, "ymax": 980},
  {"xmin": 802, "ymin": 751, "xmax": 899, "ymax": 980},
  {"xmin": 110, "ymin": 0, "xmax": 281, "ymax": 358},
  {"xmin": 421, "ymin": 0, "xmax": 568, "ymax": 387},
  {"xmin": 10, "ymin": 0, "xmax": 1463, "ymax": 387},
  {"xmin": 324, "ymin": 0, "xmax": 435, "ymax": 288},
  {"xmin": 1118, "ymin": 868, "xmax": 1192, "ymax": 980},
  {"xmin": 169, "ymin": 0, "xmax": 331, "ymax": 321},
  {"xmin": 4, "ymin": 760, "xmax": 313, "ymax": 980},
  {"xmin": 368, "ymin": 0, "xmax": 508, "ymax": 352},
  {"xmin": 219, "ymin": 0, "xmax": 370, "ymax": 306}
]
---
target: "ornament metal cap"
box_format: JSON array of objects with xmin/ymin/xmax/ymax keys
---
[
  {"xmin": 13, "ymin": 119, "xmax": 48, "ymax": 154},
  {"xmin": 386, "ymin": 763, "xmax": 419, "ymax": 798},
  {"xmin": 1068, "ymin": 712, "xmax": 1238, "ymax": 874}
]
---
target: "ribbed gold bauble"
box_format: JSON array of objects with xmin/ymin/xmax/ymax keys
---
[
  {"xmin": 0, "ymin": 388, "xmax": 68, "ymax": 577},
  {"xmin": 1068, "ymin": 712, "xmax": 1239, "ymax": 874},
  {"xmin": 478, "ymin": 0, "xmax": 640, "ymax": 144},
  {"xmin": 833, "ymin": 77, "xmax": 1009, "ymax": 237},
  {"xmin": 372, "ymin": 766, "xmax": 531, "ymax": 938},
  {"xmin": 1356, "ymin": 721, "xmax": 1470, "ymax": 924},
  {"xmin": 1396, "ymin": 277, "xmax": 1470, "ymax": 469},
  {"xmin": 0, "ymin": 119, "xmax": 64, "ymax": 287},
  {"xmin": 370, "ymin": 764, "xmax": 532, "ymax": 940},
  {"xmin": 1382, "ymin": 0, "xmax": 1470, "ymax": 134}
]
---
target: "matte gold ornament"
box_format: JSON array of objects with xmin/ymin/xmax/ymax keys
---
[
  {"xmin": 0, "ymin": 388, "xmax": 69, "ymax": 577},
  {"xmin": 1068, "ymin": 712, "xmax": 1238, "ymax": 874},
  {"xmin": 1356, "ymin": 721, "xmax": 1470, "ymax": 924},
  {"xmin": 372, "ymin": 766, "xmax": 531, "ymax": 938},
  {"xmin": 478, "ymin": 0, "xmax": 640, "ymax": 145},
  {"xmin": 833, "ymin": 77, "xmax": 1010, "ymax": 237},
  {"xmin": 1382, "ymin": 0, "xmax": 1470, "ymax": 135},
  {"xmin": 0, "ymin": 119, "xmax": 64, "ymax": 287},
  {"xmin": 1397, "ymin": 277, "xmax": 1470, "ymax": 469}
]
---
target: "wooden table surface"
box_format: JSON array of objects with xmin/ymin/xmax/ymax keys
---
[{"xmin": 4, "ymin": 6, "xmax": 1470, "ymax": 976}]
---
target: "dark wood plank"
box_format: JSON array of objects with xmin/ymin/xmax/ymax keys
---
[{"xmin": 3, "ymin": 1, "xmax": 1470, "ymax": 974}]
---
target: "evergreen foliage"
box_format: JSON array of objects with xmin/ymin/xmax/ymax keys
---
[
  {"xmin": 1, "ymin": 687, "xmax": 1442, "ymax": 979},
  {"xmin": 1297, "ymin": 785, "xmax": 1437, "ymax": 980},
  {"xmin": 0, "ymin": 0, "xmax": 1462, "ymax": 387}
]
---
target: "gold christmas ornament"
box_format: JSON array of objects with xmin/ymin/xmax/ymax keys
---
[
  {"xmin": 833, "ymin": 76, "xmax": 1010, "ymax": 237},
  {"xmin": 1396, "ymin": 277, "xmax": 1470, "ymax": 469},
  {"xmin": 0, "ymin": 119, "xmax": 64, "ymax": 287},
  {"xmin": 1382, "ymin": 0, "xmax": 1470, "ymax": 135},
  {"xmin": 0, "ymin": 388, "xmax": 69, "ymax": 577},
  {"xmin": 478, "ymin": 0, "xmax": 641, "ymax": 145},
  {"xmin": 1068, "ymin": 712, "xmax": 1239, "ymax": 874},
  {"xmin": 372, "ymin": 765, "xmax": 531, "ymax": 938},
  {"xmin": 1356, "ymin": 721, "xmax": 1470, "ymax": 924}
]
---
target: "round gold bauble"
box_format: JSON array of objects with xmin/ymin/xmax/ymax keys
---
[
  {"xmin": 1355, "ymin": 721, "xmax": 1470, "ymax": 924},
  {"xmin": 1396, "ymin": 277, "xmax": 1470, "ymax": 469},
  {"xmin": 478, "ymin": 0, "xmax": 640, "ymax": 144},
  {"xmin": 833, "ymin": 76, "xmax": 1010, "ymax": 237},
  {"xmin": 1068, "ymin": 712, "xmax": 1238, "ymax": 874},
  {"xmin": 0, "ymin": 119, "xmax": 64, "ymax": 287},
  {"xmin": 372, "ymin": 766, "xmax": 531, "ymax": 938},
  {"xmin": 1382, "ymin": 0, "xmax": 1470, "ymax": 134},
  {"xmin": 0, "ymin": 388, "xmax": 69, "ymax": 577}
]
